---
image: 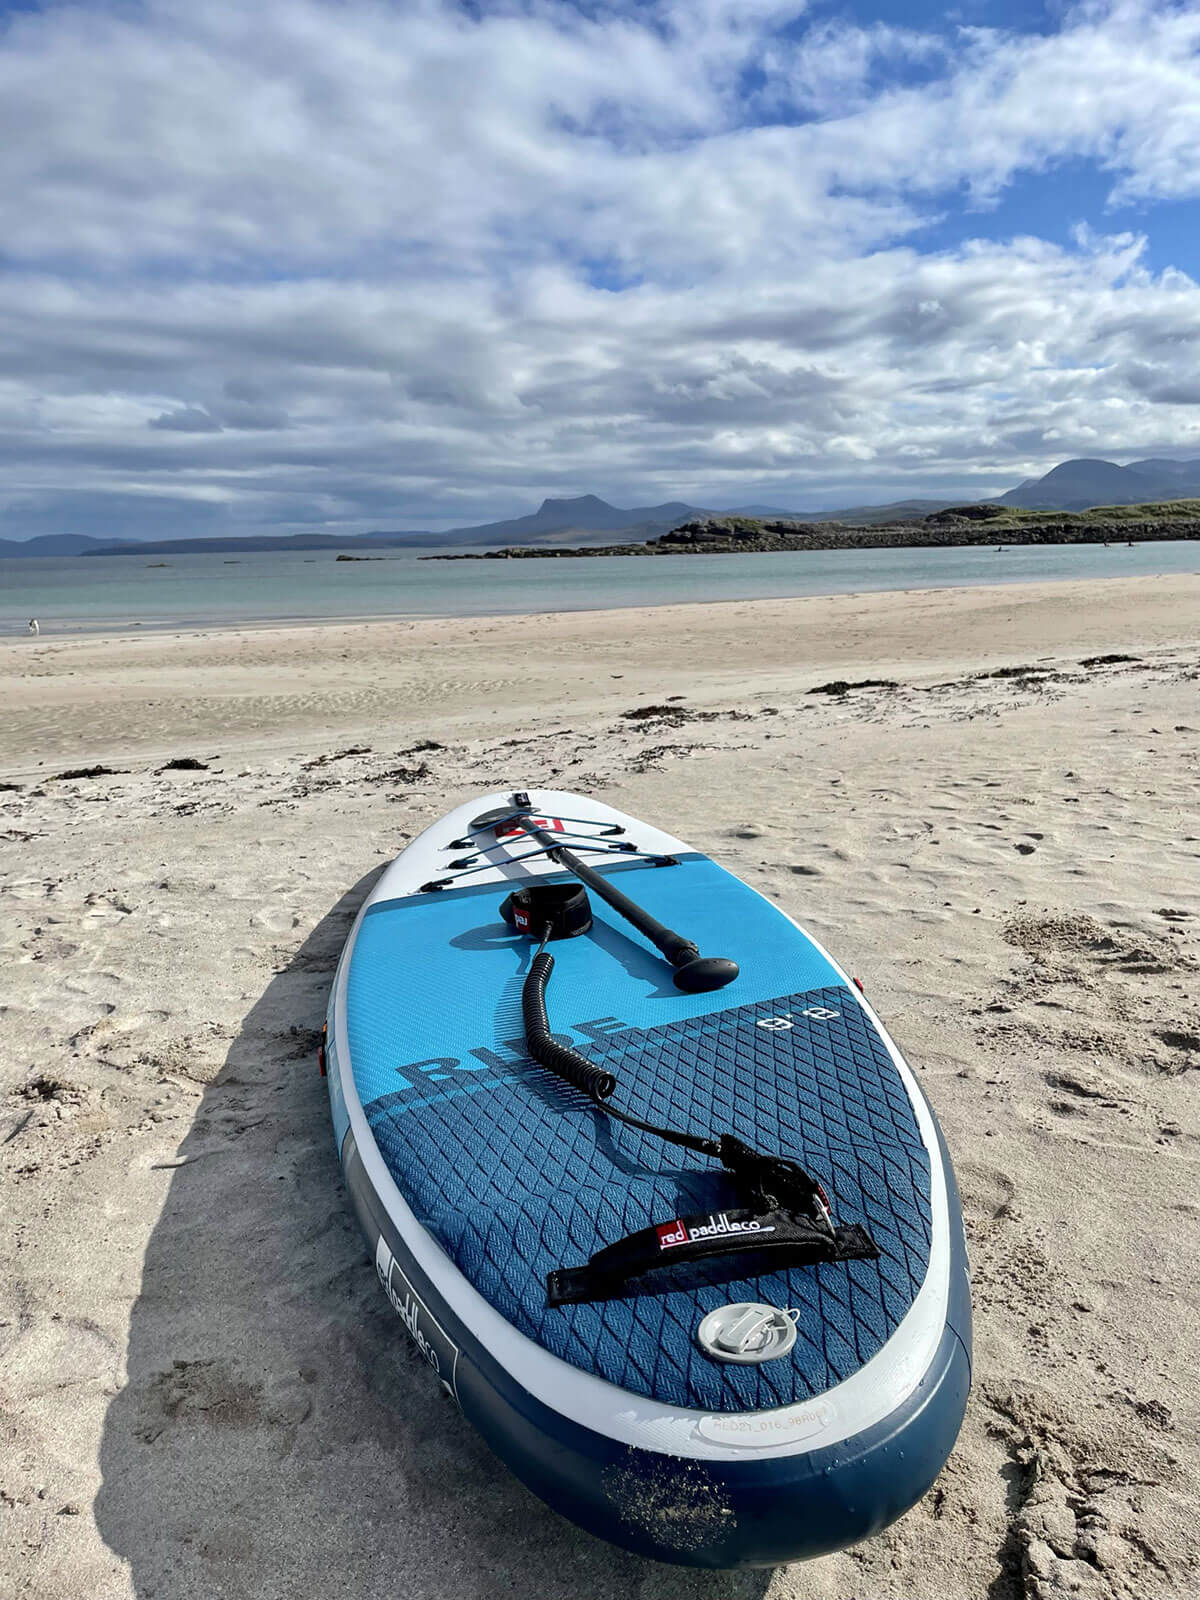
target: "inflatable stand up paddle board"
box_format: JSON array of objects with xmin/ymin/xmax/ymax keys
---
[{"xmin": 322, "ymin": 789, "xmax": 971, "ymax": 1566}]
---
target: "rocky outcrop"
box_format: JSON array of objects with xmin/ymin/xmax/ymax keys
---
[{"xmin": 427, "ymin": 508, "xmax": 1200, "ymax": 560}]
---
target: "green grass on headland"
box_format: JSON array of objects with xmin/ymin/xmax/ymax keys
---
[{"xmin": 919, "ymin": 499, "xmax": 1200, "ymax": 530}]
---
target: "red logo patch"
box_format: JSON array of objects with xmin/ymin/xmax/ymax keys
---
[
  {"xmin": 656, "ymin": 1220, "xmax": 689, "ymax": 1250},
  {"xmin": 495, "ymin": 816, "xmax": 565, "ymax": 840}
]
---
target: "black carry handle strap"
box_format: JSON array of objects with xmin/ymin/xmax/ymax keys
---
[{"xmin": 547, "ymin": 1207, "xmax": 879, "ymax": 1307}]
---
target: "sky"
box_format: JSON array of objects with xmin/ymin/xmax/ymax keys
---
[{"xmin": 2, "ymin": 0, "xmax": 1200, "ymax": 539}]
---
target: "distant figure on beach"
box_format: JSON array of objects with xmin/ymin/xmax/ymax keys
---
[{"xmin": 28, "ymin": 618, "xmax": 39, "ymax": 636}]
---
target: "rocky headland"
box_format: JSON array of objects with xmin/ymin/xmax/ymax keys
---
[{"xmin": 426, "ymin": 500, "xmax": 1200, "ymax": 559}]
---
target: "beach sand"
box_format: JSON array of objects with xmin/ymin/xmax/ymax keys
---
[{"xmin": 2, "ymin": 573, "xmax": 1198, "ymax": 1600}]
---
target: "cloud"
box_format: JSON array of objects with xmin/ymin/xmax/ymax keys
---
[
  {"xmin": 149, "ymin": 407, "xmax": 223, "ymax": 432},
  {"xmin": 1, "ymin": 0, "xmax": 1199, "ymax": 536}
]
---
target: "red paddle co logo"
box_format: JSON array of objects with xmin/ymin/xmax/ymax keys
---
[
  {"xmin": 656, "ymin": 1214, "xmax": 775, "ymax": 1250},
  {"xmin": 494, "ymin": 816, "xmax": 565, "ymax": 839}
]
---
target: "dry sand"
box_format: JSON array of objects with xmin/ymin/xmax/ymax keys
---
[{"xmin": 1, "ymin": 573, "xmax": 1198, "ymax": 1600}]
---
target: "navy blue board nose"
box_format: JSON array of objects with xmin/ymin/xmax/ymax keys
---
[{"xmin": 323, "ymin": 789, "xmax": 971, "ymax": 1567}]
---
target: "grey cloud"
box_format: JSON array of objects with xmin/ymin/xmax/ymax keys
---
[
  {"xmin": 216, "ymin": 402, "xmax": 292, "ymax": 431},
  {"xmin": 1120, "ymin": 360, "xmax": 1200, "ymax": 405},
  {"xmin": 149, "ymin": 408, "xmax": 223, "ymax": 432}
]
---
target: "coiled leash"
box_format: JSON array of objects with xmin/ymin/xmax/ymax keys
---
[{"xmin": 500, "ymin": 879, "xmax": 879, "ymax": 1306}]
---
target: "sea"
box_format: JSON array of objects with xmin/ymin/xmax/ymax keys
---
[{"xmin": 1, "ymin": 540, "xmax": 1197, "ymax": 637}]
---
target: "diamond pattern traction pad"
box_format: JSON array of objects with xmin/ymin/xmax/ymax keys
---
[{"xmin": 362, "ymin": 984, "xmax": 932, "ymax": 1414}]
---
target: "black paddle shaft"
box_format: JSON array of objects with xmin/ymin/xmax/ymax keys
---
[{"xmin": 476, "ymin": 799, "xmax": 738, "ymax": 994}]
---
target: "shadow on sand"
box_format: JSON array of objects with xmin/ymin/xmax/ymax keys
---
[{"xmin": 95, "ymin": 873, "xmax": 770, "ymax": 1600}]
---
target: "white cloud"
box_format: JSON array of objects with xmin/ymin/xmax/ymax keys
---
[{"xmin": 0, "ymin": 0, "xmax": 1199, "ymax": 536}]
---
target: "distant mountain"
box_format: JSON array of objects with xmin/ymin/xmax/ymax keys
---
[
  {"xmin": 0, "ymin": 497, "xmax": 717, "ymax": 558},
  {"xmin": 16, "ymin": 496, "xmax": 711, "ymax": 558},
  {"xmin": 430, "ymin": 495, "xmax": 709, "ymax": 547},
  {"xmin": 82, "ymin": 531, "xmax": 436, "ymax": 557},
  {"xmin": 0, "ymin": 532, "xmax": 111, "ymax": 557},
  {"xmin": 6, "ymin": 464, "xmax": 1200, "ymax": 557},
  {"xmin": 0, "ymin": 530, "xmax": 423, "ymax": 558},
  {"xmin": 727, "ymin": 499, "xmax": 947, "ymax": 523},
  {"xmin": 1124, "ymin": 456, "xmax": 1200, "ymax": 482},
  {"xmin": 792, "ymin": 498, "xmax": 956, "ymax": 526},
  {"xmin": 726, "ymin": 504, "xmax": 806, "ymax": 518},
  {"xmin": 997, "ymin": 456, "xmax": 1200, "ymax": 510}
]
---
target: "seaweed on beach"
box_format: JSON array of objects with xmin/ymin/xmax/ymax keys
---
[
  {"xmin": 619, "ymin": 704, "xmax": 753, "ymax": 727},
  {"xmin": 807, "ymin": 678, "xmax": 899, "ymax": 696},
  {"xmin": 52, "ymin": 765, "xmax": 126, "ymax": 781},
  {"xmin": 301, "ymin": 746, "xmax": 370, "ymax": 769},
  {"xmin": 979, "ymin": 664, "xmax": 1056, "ymax": 680},
  {"xmin": 621, "ymin": 703, "xmax": 688, "ymax": 721},
  {"xmin": 368, "ymin": 762, "xmax": 433, "ymax": 786},
  {"xmin": 629, "ymin": 742, "xmax": 719, "ymax": 773}
]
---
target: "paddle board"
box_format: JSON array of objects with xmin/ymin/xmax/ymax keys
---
[{"xmin": 322, "ymin": 788, "xmax": 971, "ymax": 1566}]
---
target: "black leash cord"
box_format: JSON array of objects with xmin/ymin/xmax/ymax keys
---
[
  {"xmin": 513, "ymin": 883, "xmax": 836, "ymax": 1221},
  {"xmin": 522, "ymin": 949, "xmax": 617, "ymax": 1103},
  {"xmin": 523, "ymin": 932, "xmax": 879, "ymax": 1305},
  {"xmin": 523, "ymin": 947, "xmax": 745, "ymax": 1166}
]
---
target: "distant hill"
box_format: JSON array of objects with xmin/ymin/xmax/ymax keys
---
[
  {"xmin": 0, "ymin": 530, "xmax": 398, "ymax": 558},
  {"xmin": 0, "ymin": 493, "xmax": 954, "ymax": 558},
  {"xmin": 998, "ymin": 456, "xmax": 1200, "ymax": 510},
  {"xmin": 792, "ymin": 498, "xmax": 956, "ymax": 526},
  {"xmin": 431, "ymin": 495, "xmax": 709, "ymax": 547},
  {"xmin": 83, "ymin": 531, "xmax": 436, "ymax": 557},
  {"xmin": 6, "ymin": 463, "xmax": 1200, "ymax": 555},
  {"xmin": 0, "ymin": 496, "xmax": 712, "ymax": 558},
  {"xmin": 727, "ymin": 504, "xmax": 808, "ymax": 518},
  {"xmin": 0, "ymin": 532, "xmax": 111, "ymax": 557}
]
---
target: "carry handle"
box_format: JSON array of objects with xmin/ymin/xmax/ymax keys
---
[{"xmin": 546, "ymin": 1206, "xmax": 879, "ymax": 1307}]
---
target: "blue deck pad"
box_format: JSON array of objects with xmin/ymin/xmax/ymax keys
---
[
  {"xmin": 347, "ymin": 856, "xmax": 844, "ymax": 1101},
  {"xmin": 347, "ymin": 857, "xmax": 933, "ymax": 1413}
]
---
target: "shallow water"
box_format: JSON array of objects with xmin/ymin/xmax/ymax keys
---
[{"xmin": 2, "ymin": 539, "xmax": 1196, "ymax": 636}]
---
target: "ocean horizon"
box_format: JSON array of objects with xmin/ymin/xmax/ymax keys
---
[{"xmin": 3, "ymin": 539, "xmax": 1197, "ymax": 637}]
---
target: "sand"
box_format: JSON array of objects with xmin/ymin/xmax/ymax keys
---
[{"xmin": 1, "ymin": 573, "xmax": 1198, "ymax": 1600}]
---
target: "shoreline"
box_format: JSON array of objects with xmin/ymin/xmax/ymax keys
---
[
  {"xmin": 1, "ymin": 560, "xmax": 1196, "ymax": 647},
  {"xmin": 3, "ymin": 539, "xmax": 1197, "ymax": 643}
]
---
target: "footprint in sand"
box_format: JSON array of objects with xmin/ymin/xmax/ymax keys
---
[
  {"xmin": 134, "ymin": 1358, "xmax": 312, "ymax": 1445},
  {"xmin": 956, "ymin": 1161, "xmax": 1017, "ymax": 1223},
  {"xmin": 249, "ymin": 906, "xmax": 302, "ymax": 934}
]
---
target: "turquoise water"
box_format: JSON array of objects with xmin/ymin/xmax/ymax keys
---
[{"xmin": 1, "ymin": 541, "xmax": 1196, "ymax": 636}]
